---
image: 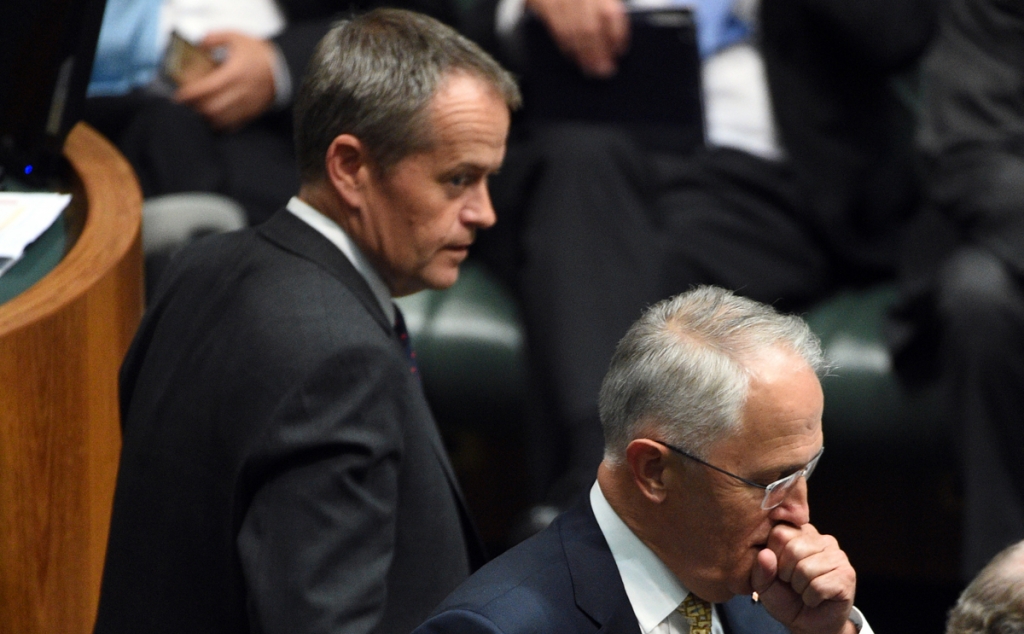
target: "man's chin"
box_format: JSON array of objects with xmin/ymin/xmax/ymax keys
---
[
  {"xmin": 421, "ymin": 267, "xmax": 461, "ymax": 292},
  {"xmin": 726, "ymin": 577, "xmax": 755, "ymax": 601},
  {"xmin": 725, "ymin": 551, "xmax": 765, "ymax": 599}
]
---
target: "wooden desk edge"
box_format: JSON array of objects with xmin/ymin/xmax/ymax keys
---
[{"xmin": 0, "ymin": 123, "xmax": 143, "ymax": 335}]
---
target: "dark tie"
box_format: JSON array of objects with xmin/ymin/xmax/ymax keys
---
[{"xmin": 393, "ymin": 306, "xmax": 419, "ymax": 377}]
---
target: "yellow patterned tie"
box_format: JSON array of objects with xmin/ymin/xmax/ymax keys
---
[{"xmin": 678, "ymin": 592, "xmax": 713, "ymax": 634}]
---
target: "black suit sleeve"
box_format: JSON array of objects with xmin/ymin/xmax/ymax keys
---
[
  {"xmin": 776, "ymin": 0, "xmax": 939, "ymax": 68},
  {"xmin": 236, "ymin": 342, "xmax": 408, "ymax": 634},
  {"xmin": 918, "ymin": 0, "xmax": 1024, "ymax": 275}
]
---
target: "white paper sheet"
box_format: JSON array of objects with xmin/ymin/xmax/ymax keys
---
[{"xmin": 0, "ymin": 192, "xmax": 72, "ymax": 278}]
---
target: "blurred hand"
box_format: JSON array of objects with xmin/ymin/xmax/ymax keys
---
[
  {"xmin": 175, "ymin": 31, "xmax": 278, "ymax": 130},
  {"xmin": 751, "ymin": 523, "xmax": 858, "ymax": 634},
  {"xmin": 526, "ymin": 0, "xmax": 629, "ymax": 77}
]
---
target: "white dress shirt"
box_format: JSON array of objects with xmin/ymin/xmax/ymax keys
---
[
  {"xmin": 590, "ymin": 482, "xmax": 872, "ymax": 634},
  {"xmin": 286, "ymin": 196, "xmax": 396, "ymax": 325},
  {"xmin": 158, "ymin": 0, "xmax": 285, "ymax": 46},
  {"xmin": 591, "ymin": 482, "xmax": 727, "ymax": 634}
]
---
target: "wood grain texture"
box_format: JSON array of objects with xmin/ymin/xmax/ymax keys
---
[{"xmin": 0, "ymin": 124, "xmax": 143, "ymax": 634}]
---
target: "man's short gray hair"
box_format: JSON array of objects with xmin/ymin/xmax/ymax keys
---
[
  {"xmin": 947, "ymin": 541, "xmax": 1024, "ymax": 634},
  {"xmin": 598, "ymin": 286, "xmax": 827, "ymax": 464},
  {"xmin": 294, "ymin": 8, "xmax": 521, "ymax": 182}
]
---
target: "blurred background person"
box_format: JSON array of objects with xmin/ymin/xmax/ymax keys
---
[{"xmin": 890, "ymin": 0, "xmax": 1024, "ymax": 580}]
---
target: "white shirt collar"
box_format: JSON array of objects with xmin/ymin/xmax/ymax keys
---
[
  {"xmin": 286, "ymin": 196, "xmax": 395, "ymax": 325},
  {"xmin": 590, "ymin": 481, "xmax": 694, "ymax": 633}
]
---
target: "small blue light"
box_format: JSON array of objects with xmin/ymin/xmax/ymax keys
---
[{"xmin": 24, "ymin": 165, "xmax": 33, "ymax": 175}]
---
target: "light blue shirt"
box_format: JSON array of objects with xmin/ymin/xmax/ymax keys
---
[{"xmin": 88, "ymin": 0, "xmax": 164, "ymax": 96}]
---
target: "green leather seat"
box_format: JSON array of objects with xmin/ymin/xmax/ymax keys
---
[
  {"xmin": 396, "ymin": 262, "xmax": 527, "ymax": 432},
  {"xmin": 805, "ymin": 285, "xmax": 949, "ymax": 454},
  {"xmin": 402, "ymin": 268, "xmax": 951, "ymax": 455}
]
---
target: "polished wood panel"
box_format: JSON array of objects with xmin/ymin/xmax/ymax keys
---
[{"xmin": 0, "ymin": 124, "xmax": 143, "ymax": 634}]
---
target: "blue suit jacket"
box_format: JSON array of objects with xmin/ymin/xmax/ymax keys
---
[{"xmin": 414, "ymin": 497, "xmax": 789, "ymax": 634}]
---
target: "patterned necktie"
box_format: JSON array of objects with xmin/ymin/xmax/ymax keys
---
[
  {"xmin": 678, "ymin": 592, "xmax": 713, "ymax": 634},
  {"xmin": 393, "ymin": 306, "xmax": 419, "ymax": 377}
]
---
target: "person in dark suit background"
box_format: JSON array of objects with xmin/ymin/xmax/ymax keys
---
[
  {"xmin": 85, "ymin": 0, "xmax": 460, "ymax": 225},
  {"xmin": 414, "ymin": 286, "xmax": 872, "ymax": 634},
  {"xmin": 889, "ymin": 0, "xmax": 1024, "ymax": 581},
  {"xmin": 93, "ymin": 9, "xmax": 520, "ymax": 634},
  {"xmin": 458, "ymin": 0, "xmax": 939, "ymax": 516}
]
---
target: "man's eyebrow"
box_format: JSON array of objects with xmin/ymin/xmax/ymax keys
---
[{"xmin": 445, "ymin": 161, "xmax": 500, "ymax": 175}]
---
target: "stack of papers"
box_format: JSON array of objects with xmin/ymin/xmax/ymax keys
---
[{"xmin": 0, "ymin": 192, "xmax": 72, "ymax": 278}]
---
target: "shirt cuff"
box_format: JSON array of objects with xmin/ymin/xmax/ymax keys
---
[{"xmin": 849, "ymin": 606, "xmax": 871, "ymax": 634}]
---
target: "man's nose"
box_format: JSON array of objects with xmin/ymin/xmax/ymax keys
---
[
  {"xmin": 464, "ymin": 182, "xmax": 497, "ymax": 229},
  {"xmin": 769, "ymin": 477, "xmax": 810, "ymax": 526}
]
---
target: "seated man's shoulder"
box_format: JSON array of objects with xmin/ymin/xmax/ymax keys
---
[{"xmin": 417, "ymin": 511, "xmax": 595, "ymax": 633}]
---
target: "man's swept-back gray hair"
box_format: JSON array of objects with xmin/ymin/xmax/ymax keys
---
[
  {"xmin": 946, "ymin": 540, "xmax": 1024, "ymax": 634},
  {"xmin": 294, "ymin": 8, "xmax": 521, "ymax": 182},
  {"xmin": 598, "ymin": 286, "xmax": 827, "ymax": 464}
]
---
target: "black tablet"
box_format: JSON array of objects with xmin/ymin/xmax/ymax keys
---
[{"xmin": 522, "ymin": 7, "xmax": 705, "ymax": 154}]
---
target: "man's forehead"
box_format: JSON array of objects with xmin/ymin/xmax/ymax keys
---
[
  {"xmin": 419, "ymin": 77, "xmax": 510, "ymax": 162},
  {"xmin": 714, "ymin": 362, "xmax": 823, "ymax": 467}
]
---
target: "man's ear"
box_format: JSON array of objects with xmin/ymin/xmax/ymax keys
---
[
  {"xmin": 625, "ymin": 439, "xmax": 671, "ymax": 504},
  {"xmin": 324, "ymin": 134, "xmax": 370, "ymax": 210}
]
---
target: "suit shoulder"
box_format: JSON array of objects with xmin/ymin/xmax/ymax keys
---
[{"xmin": 426, "ymin": 523, "xmax": 582, "ymax": 633}]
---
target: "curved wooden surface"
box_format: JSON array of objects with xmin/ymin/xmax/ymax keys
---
[{"xmin": 0, "ymin": 124, "xmax": 143, "ymax": 634}]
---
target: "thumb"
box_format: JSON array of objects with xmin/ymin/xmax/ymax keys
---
[{"xmin": 751, "ymin": 547, "xmax": 777, "ymax": 594}]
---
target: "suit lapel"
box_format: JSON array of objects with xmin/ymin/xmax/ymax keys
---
[
  {"xmin": 561, "ymin": 500, "xmax": 640, "ymax": 634},
  {"xmin": 257, "ymin": 209, "xmax": 392, "ymax": 334},
  {"xmin": 258, "ymin": 207, "xmax": 487, "ymax": 567}
]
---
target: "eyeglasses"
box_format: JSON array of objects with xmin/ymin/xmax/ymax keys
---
[{"xmin": 653, "ymin": 441, "xmax": 824, "ymax": 510}]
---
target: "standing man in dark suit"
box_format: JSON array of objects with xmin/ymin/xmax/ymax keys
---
[
  {"xmin": 93, "ymin": 9, "xmax": 520, "ymax": 634},
  {"xmin": 414, "ymin": 287, "xmax": 872, "ymax": 634},
  {"xmin": 459, "ymin": 0, "xmax": 939, "ymax": 514}
]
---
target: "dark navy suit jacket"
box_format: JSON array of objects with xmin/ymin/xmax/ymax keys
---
[{"xmin": 414, "ymin": 497, "xmax": 789, "ymax": 634}]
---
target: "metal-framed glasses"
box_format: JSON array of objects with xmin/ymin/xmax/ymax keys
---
[{"xmin": 654, "ymin": 441, "xmax": 824, "ymax": 510}]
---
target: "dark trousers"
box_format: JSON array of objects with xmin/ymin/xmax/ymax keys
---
[{"xmin": 84, "ymin": 93, "xmax": 297, "ymax": 226}]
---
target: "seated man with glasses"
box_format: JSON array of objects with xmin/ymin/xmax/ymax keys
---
[{"xmin": 414, "ymin": 286, "xmax": 871, "ymax": 634}]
